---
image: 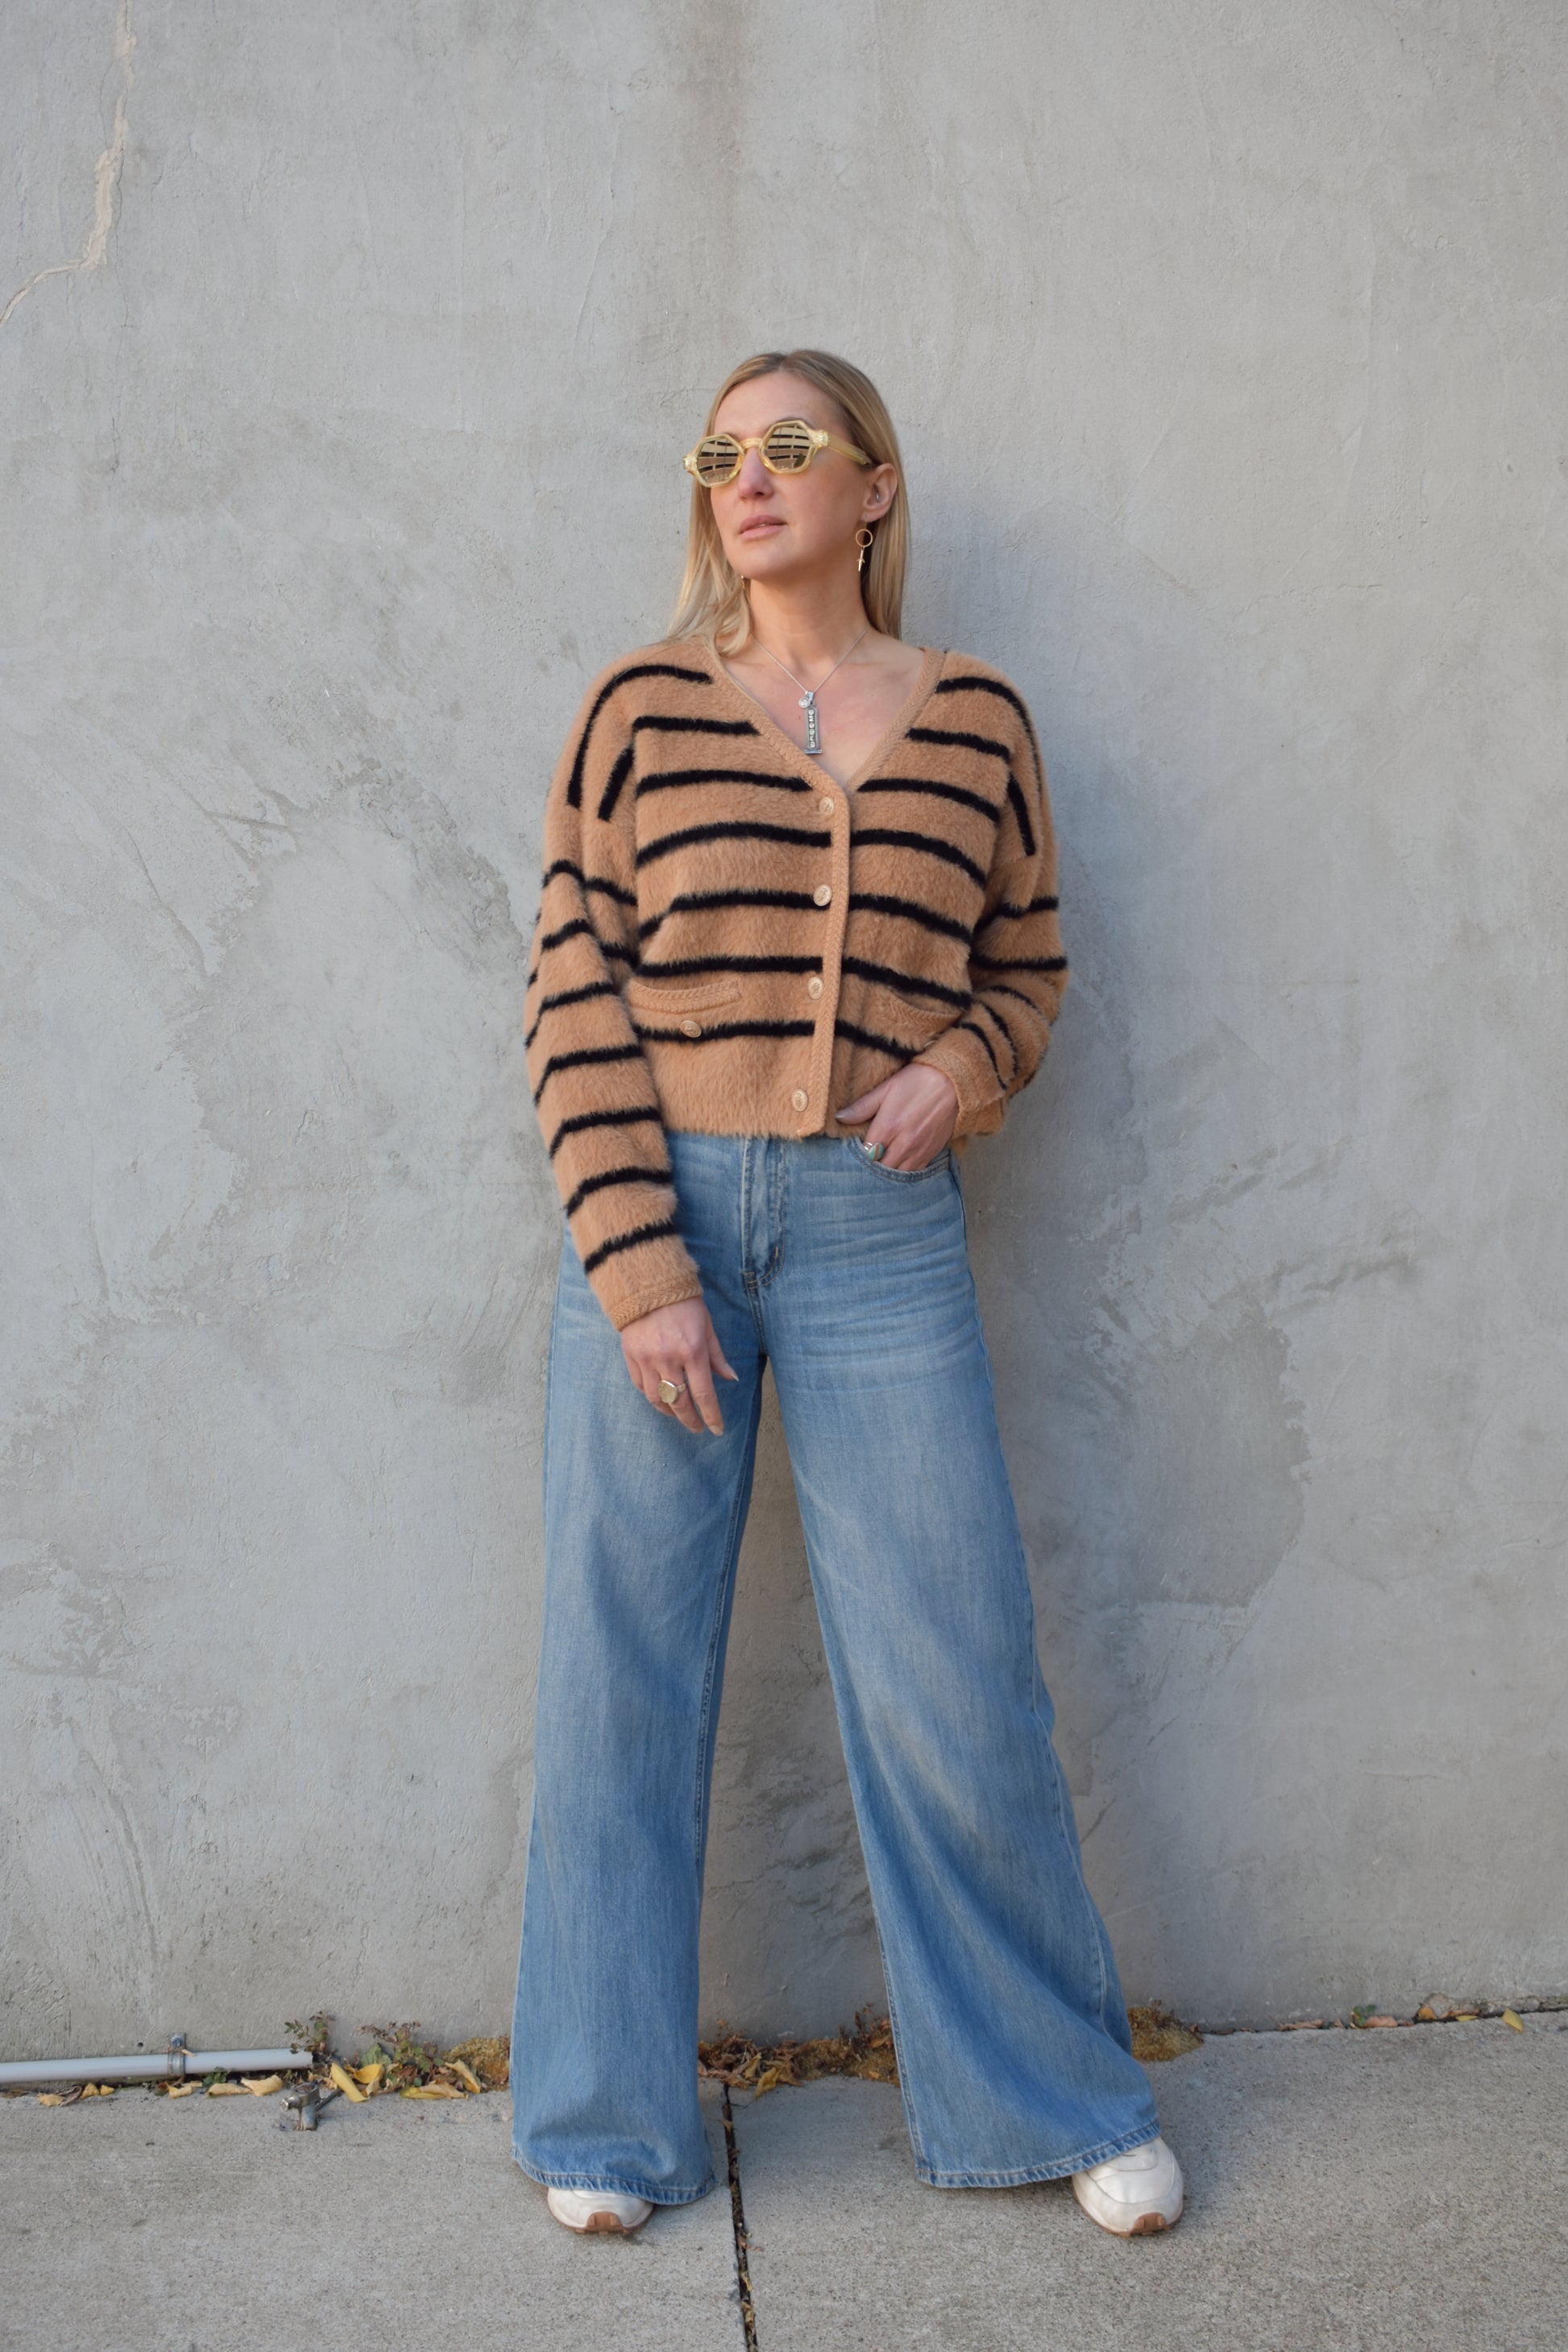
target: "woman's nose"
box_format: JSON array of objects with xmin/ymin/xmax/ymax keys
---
[{"xmin": 735, "ymin": 448, "xmax": 772, "ymax": 494}]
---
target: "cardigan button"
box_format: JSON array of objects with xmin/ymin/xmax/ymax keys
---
[
  {"xmin": 813, "ymin": 883, "xmax": 832, "ymax": 906},
  {"xmin": 819, "ymin": 796, "xmax": 836, "ymax": 815},
  {"xmin": 678, "ymin": 1017, "xmax": 703, "ymax": 1038},
  {"xmin": 806, "ymin": 976, "xmax": 823, "ymax": 999},
  {"xmin": 790, "ymin": 1089, "xmax": 809, "ymax": 1112}
]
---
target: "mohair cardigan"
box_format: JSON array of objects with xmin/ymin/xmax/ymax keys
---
[{"xmin": 523, "ymin": 636, "xmax": 1068, "ymax": 1330}]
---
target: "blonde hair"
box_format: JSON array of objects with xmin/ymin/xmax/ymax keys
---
[{"xmin": 668, "ymin": 349, "xmax": 910, "ymax": 653}]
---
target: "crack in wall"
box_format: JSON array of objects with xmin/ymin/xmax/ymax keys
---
[{"xmin": 1, "ymin": 0, "xmax": 135, "ymax": 330}]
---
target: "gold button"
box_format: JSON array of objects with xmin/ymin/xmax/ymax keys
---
[
  {"xmin": 819, "ymin": 796, "xmax": 836, "ymax": 815},
  {"xmin": 678, "ymin": 1017, "xmax": 703, "ymax": 1038},
  {"xmin": 813, "ymin": 882, "xmax": 832, "ymax": 906},
  {"xmin": 806, "ymin": 975, "xmax": 823, "ymax": 999},
  {"xmin": 790, "ymin": 1088, "xmax": 808, "ymax": 1112}
]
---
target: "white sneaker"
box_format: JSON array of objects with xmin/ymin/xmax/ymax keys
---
[
  {"xmin": 545, "ymin": 2185, "xmax": 654, "ymax": 2234},
  {"xmin": 1071, "ymin": 2134, "xmax": 1184, "ymax": 2235}
]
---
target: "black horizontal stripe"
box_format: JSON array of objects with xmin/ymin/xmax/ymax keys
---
[
  {"xmin": 533, "ymin": 1040, "xmax": 644, "ymax": 1105},
  {"xmin": 581, "ymin": 1216, "xmax": 683, "ymax": 1276},
  {"xmin": 640, "ymin": 887, "xmax": 822, "ymax": 940},
  {"xmin": 538, "ymin": 916, "xmax": 595, "ymax": 952},
  {"xmin": 840, "ymin": 955, "xmax": 970, "ymax": 1008},
  {"xmin": 1005, "ymin": 774, "xmax": 1038, "ymax": 859},
  {"xmin": 563, "ymin": 1163, "xmax": 673, "ymax": 1219},
  {"xmin": 633, "ymin": 1018, "xmax": 815, "ymax": 1044},
  {"xmin": 637, "ymin": 819, "xmax": 831, "ymax": 870},
  {"xmin": 834, "ymin": 1018, "xmax": 921, "ymax": 1060},
  {"xmin": 524, "ymin": 978, "xmax": 619, "ymax": 1047},
  {"xmin": 566, "ymin": 663, "xmax": 710, "ymax": 807},
  {"xmin": 853, "ymin": 828, "xmax": 988, "ymax": 890},
  {"xmin": 636, "ymin": 954, "xmax": 819, "ymax": 979},
  {"xmin": 632, "ymin": 714, "xmax": 759, "ymax": 738},
  {"xmin": 973, "ymin": 996, "xmax": 1018, "ymax": 1068},
  {"xmin": 637, "ymin": 766, "xmax": 814, "ymax": 799},
  {"xmin": 596, "ymin": 745, "xmax": 636, "ymax": 822},
  {"xmin": 856, "ymin": 775, "xmax": 1000, "ymax": 821},
  {"xmin": 541, "ymin": 858, "xmax": 637, "ymax": 908},
  {"xmin": 848, "ymin": 891, "xmax": 973, "ymax": 945},
  {"xmin": 547, "ymin": 1105, "xmax": 663, "ymax": 1159},
  {"xmin": 991, "ymin": 891, "xmax": 1059, "ymax": 919},
  {"xmin": 906, "ymin": 724, "xmax": 1010, "ymax": 763},
  {"xmin": 985, "ymin": 979, "xmax": 1047, "ymax": 1014},
  {"xmin": 958, "ymin": 1018, "xmax": 1003, "ymax": 1080},
  {"xmin": 935, "ymin": 671, "xmax": 1046, "ymax": 778},
  {"xmin": 538, "ymin": 916, "xmax": 633, "ymax": 964},
  {"xmin": 970, "ymin": 952, "xmax": 1068, "ymax": 974}
]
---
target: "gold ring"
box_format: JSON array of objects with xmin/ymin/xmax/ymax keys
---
[{"xmin": 657, "ymin": 1377, "xmax": 687, "ymax": 1406}]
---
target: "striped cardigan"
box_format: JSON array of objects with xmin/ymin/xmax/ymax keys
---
[{"xmin": 523, "ymin": 636, "xmax": 1068, "ymax": 1329}]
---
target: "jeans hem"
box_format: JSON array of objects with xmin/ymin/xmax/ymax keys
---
[
  {"xmin": 511, "ymin": 2150, "xmax": 716, "ymax": 2206},
  {"xmin": 914, "ymin": 2118, "xmax": 1163, "ymax": 2190}
]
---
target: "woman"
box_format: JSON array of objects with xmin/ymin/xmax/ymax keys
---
[{"xmin": 511, "ymin": 350, "xmax": 1183, "ymax": 2240}]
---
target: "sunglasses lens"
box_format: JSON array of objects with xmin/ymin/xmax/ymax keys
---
[
  {"xmin": 762, "ymin": 419, "xmax": 816, "ymax": 472},
  {"xmin": 692, "ymin": 436, "xmax": 741, "ymax": 485}
]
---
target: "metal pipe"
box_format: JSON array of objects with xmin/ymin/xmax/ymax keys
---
[{"xmin": 0, "ymin": 2046, "xmax": 315, "ymax": 2089}]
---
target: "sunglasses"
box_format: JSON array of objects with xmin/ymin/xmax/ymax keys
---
[{"xmin": 683, "ymin": 417, "xmax": 871, "ymax": 487}]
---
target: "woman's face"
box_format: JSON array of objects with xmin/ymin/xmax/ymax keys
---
[{"xmin": 707, "ymin": 371, "xmax": 897, "ymax": 591}]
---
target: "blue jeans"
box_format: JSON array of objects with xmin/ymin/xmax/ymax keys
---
[{"xmin": 510, "ymin": 1131, "xmax": 1159, "ymax": 2199}]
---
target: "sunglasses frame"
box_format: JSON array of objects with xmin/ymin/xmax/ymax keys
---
[{"xmin": 683, "ymin": 417, "xmax": 872, "ymax": 487}]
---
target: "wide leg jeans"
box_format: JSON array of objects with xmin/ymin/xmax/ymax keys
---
[{"xmin": 510, "ymin": 1131, "xmax": 1159, "ymax": 2200}]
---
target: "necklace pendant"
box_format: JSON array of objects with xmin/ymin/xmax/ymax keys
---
[{"xmin": 801, "ymin": 692, "xmax": 821, "ymax": 755}]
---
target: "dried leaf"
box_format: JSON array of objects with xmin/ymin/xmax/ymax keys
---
[
  {"xmin": 206, "ymin": 2083, "xmax": 249, "ymax": 2097},
  {"xmin": 442, "ymin": 2036, "xmax": 509, "ymax": 2089},
  {"xmin": 447, "ymin": 2060, "xmax": 483, "ymax": 2096},
  {"xmin": 241, "ymin": 2075, "xmax": 283, "ymax": 2095},
  {"xmin": 37, "ymin": 2093, "xmax": 64, "ymax": 2107},
  {"xmin": 400, "ymin": 2082, "xmax": 463, "ymax": 2100},
  {"xmin": 1415, "ymin": 2004, "xmax": 1437, "ymax": 2022},
  {"xmin": 351, "ymin": 2062, "xmax": 384, "ymax": 2088},
  {"xmin": 166, "ymin": 2083, "xmax": 199, "ymax": 2098},
  {"xmin": 1502, "ymin": 2010, "xmax": 1524, "ymax": 2032},
  {"xmin": 329, "ymin": 2062, "xmax": 367, "ymax": 2105}
]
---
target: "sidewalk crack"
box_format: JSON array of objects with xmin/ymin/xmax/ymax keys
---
[{"xmin": 720, "ymin": 2085, "xmax": 758, "ymax": 2350}]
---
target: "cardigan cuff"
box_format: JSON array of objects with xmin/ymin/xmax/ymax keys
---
[
  {"xmin": 911, "ymin": 1027, "xmax": 1007, "ymax": 1141},
  {"xmin": 588, "ymin": 1242, "xmax": 707, "ymax": 1334}
]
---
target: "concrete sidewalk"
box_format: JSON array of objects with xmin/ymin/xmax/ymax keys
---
[{"xmin": 3, "ymin": 2020, "xmax": 1565, "ymax": 2350}]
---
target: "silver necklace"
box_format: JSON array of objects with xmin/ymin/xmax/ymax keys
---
[{"xmin": 754, "ymin": 624, "xmax": 869, "ymax": 756}]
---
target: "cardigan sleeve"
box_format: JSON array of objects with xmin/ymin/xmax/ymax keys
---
[
  {"xmin": 524, "ymin": 670, "xmax": 704, "ymax": 1330},
  {"xmin": 911, "ymin": 687, "xmax": 1069, "ymax": 1139}
]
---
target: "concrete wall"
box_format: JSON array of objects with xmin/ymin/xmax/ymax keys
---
[{"xmin": 4, "ymin": 0, "xmax": 1565, "ymax": 2057}]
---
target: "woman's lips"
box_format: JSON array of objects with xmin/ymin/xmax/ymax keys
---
[{"xmin": 738, "ymin": 516, "xmax": 784, "ymax": 537}]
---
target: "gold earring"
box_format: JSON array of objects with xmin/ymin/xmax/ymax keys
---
[{"xmin": 856, "ymin": 526, "xmax": 874, "ymax": 574}]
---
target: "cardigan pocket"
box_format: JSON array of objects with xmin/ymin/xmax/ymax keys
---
[
  {"xmin": 848, "ymin": 975, "xmax": 960, "ymax": 1056},
  {"xmin": 623, "ymin": 972, "xmax": 744, "ymax": 1036}
]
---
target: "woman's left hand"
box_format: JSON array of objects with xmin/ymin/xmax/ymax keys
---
[{"xmin": 835, "ymin": 1063, "xmax": 959, "ymax": 1170}]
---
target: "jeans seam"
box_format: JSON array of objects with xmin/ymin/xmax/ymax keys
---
[
  {"xmin": 691, "ymin": 1388, "xmax": 758, "ymax": 1877},
  {"xmin": 512, "ymin": 2151, "xmax": 716, "ymax": 2205},
  {"xmin": 915, "ymin": 2118, "xmax": 1162, "ymax": 2190}
]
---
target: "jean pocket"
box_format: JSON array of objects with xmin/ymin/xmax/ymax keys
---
[{"xmin": 845, "ymin": 1136, "xmax": 953, "ymax": 1184}]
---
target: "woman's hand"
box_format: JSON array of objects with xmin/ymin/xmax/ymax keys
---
[
  {"xmin": 620, "ymin": 1296, "xmax": 738, "ymax": 1435},
  {"xmin": 835, "ymin": 1062, "xmax": 959, "ymax": 1170}
]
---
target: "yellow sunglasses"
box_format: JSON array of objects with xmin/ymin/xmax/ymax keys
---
[{"xmin": 683, "ymin": 416, "xmax": 871, "ymax": 487}]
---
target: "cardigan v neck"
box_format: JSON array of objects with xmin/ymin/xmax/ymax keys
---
[
  {"xmin": 524, "ymin": 637, "xmax": 1068, "ymax": 1329},
  {"xmin": 695, "ymin": 637, "xmax": 947, "ymax": 794}
]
